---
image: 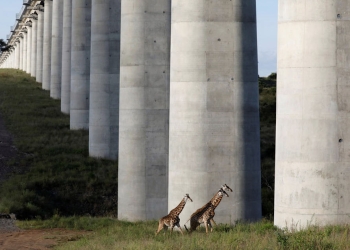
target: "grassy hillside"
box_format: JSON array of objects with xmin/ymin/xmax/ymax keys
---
[
  {"xmin": 0, "ymin": 69, "xmax": 277, "ymax": 219},
  {"xmin": 0, "ymin": 69, "xmax": 118, "ymax": 219}
]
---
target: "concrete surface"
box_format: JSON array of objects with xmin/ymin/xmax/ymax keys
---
[
  {"xmin": 22, "ymin": 30, "xmax": 27, "ymax": 72},
  {"xmin": 26, "ymin": 22, "xmax": 32, "ymax": 74},
  {"xmin": 50, "ymin": 0, "xmax": 63, "ymax": 99},
  {"xmin": 30, "ymin": 16, "xmax": 37, "ymax": 77},
  {"xmin": 18, "ymin": 33, "xmax": 24, "ymax": 70},
  {"xmin": 19, "ymin": 37, "xmax": 23, "ymax": 70},
  {"xmin": 42, "ymin": 0, "xmax": 53, "ymax": 90},
  {"xmin": 61, "ymin": 0, "xmax": 73, "ymax": 114},
  {"xmin": 89, "ymin": 0, "xmax": 120, "ymax": 160},
  {"xmin": 275, "ymin": 0, "xmax": 350, "ymax": 230},
  {"xmin": 168, "ymin": 0, "xmax": 262, "ymax": 225},
  {"xmin": 118, "ymin": 0, "xmax": 170, "ymax": 221},
  {"xmin": 36, "ymin": 8, "xmax": 44, "ymax": 83},
  {"xmin": 15, "ymin": 42, "xmax": 19, "ymax": 69},
  {"xmin": 70, "ymin": 0, "xmax": 92, "ymax": 130}
]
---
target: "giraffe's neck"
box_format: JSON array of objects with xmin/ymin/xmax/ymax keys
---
[
  {"xmin": 169, "ymin": 198, "xmax": 187, "ymax": 216},
  {"xmin": 209, "ymin": 192, "xmax": 224, "ymax": 210}
]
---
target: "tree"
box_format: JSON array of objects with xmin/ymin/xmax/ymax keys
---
[{"xmin": 0, "ymin": 39, "xmax": 6, "ymax": 47}]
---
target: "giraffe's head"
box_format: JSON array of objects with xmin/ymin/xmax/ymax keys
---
[
  {"xmin": 218, "ymin": 188, "xmax": 229, "ymax": 197},
  {"xmin": 185, "ymin": 194, "xmax": 193, "ymax": 202},
  {"xmin": 222, "ymin": 184, "xmax": 233, "ymax": 193}
]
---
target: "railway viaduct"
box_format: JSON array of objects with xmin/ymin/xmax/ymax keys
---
[{"xmin": 3, "ymin": 0, "xmax": 346, "ymax": 230}]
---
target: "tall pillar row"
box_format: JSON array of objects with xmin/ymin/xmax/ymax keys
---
[
  {"xmin": 89, "ymin": 0, "xmax": 121, "ymax": 160},
  {"xmin": 0, "ymin": 0, "xmax": 263, "ymax": 225},
  {"xmin": 42, "ymin": 0, "xmax": 53, "ymax": 90},
  {"xmin": 61, "ymin": 0, "xmax": 73, "ymax": 114},
  {"xmin": 118, "ymin": 0, "xmax": 171, "ymax": 221},
  {"xmin": 36, "ymin": 4, "xmax": 45, "ymax": 83},
  {"xmin": 70, "ymin": 0, "xmax": 92, "ymax": 130},
  {"xmin": 50, "ymin": 0, "xmax": 64, "ymax": 99}
]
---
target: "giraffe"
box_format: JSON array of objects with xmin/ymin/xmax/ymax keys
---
[
  {"xmin": 155, "ymin": 193, "xmax": 193, "ymax": 235},
  {"xmin": 184, "ymin": 184, "xmax": 233, "ymax": 233}
]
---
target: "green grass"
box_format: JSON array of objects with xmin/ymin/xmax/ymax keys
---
[
  {"xmin": 0, "ymin": 69, "xmax": 118, "ymax": 219},
  {"xmin": 16, "ymin": 216, "xmax": 350, "ymax": 249}
]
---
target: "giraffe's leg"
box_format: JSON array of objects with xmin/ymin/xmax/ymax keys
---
[
  {"xmin": 176, "ymin": 223, "xmax": 184, "ymax": 235},
  {"xmin": 166, "ymin": 221, "xmax": 173, "ymax": 234},
  {"xmin": 208, "ymin": 220, "xmax": 213, "ymax": 232},
  {"xmin": 190, "ymin": 218, "xmax": 199, "ymax": 232},
  {"xmin": 155, "ymin": 221, "xmax": 164, "ymax": 236},
  {"xmin": 211, "ymin": 218, "xmax": 217, "ymax": 227},
  {"xmin": 204, "ymin": 220, "xmax": 209, "ymax": 234}
]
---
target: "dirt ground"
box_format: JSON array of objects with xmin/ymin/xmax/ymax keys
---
[
  {"xmin": 0, "ymin": 114, "xmax": 87, "ymax": 249},
  {"xmin": 0, "ymin": 229, "xmax": 88, "ymax": 250}
]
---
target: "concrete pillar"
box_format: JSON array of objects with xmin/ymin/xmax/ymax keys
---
[
  {"xmin": 168, "ymin": 0, "xmax": 261, "ymax": 224},
  {"xmin": 275, "ymin": 0, "xmax": 350, "ymax": 229},
  {"xmin": 9, "ymin": 52, "xmax": 12, "ymax": 68},
  {"xmin": 50, "ymin": 0, "xmax": 64, "ymax": 99},
  {"xmin": 19, "ymin": 37, "xmax": 23, "ymax": 70},
  {"xmin": 20, "ymin": 36, "xmax": 24, "ymax": 70},
  {"xmin": 26, "ymin": 22, "xmax": 32, "ymax": 73},
  {"xmin": 12, "ymin": 44, "xmax": 15, "ymax": 69},
  {"xmin": 23, "ymin": 29, "xmax": 27, "ymax": 71},
  {"xmin": 13, "ymin": 44, "xmax": 16, "ymax": 69},
  {"xmin": 7, "ymin": 52, "xmax": 10, "ymax": 68},
  {"xmin": 61, "ymin": 0, "xmax": 73, "ymax": 114},
  {"xmin": 10, "ymin": 50, "xmax": 14, "ymax": 68},
  {"xmin": 30, "ymin": 14, "xmax": 38, "ymax": 77},
  {"xmin": 43, "ymin": 0, "xmax": 53, "ymax": 90},
  {"xmin": 36, "ymin": 8, "xmax": 45, "ymax": 83},
  {"xmin": 70, "ymin": 0, "xmax": 92, "ymax": 129},
  {"xmin": 15, "ymin": 41, "xmax": 20, "ymax": 69},
  {"xmin": 89, "ymin": 0, "xmax": 120, "ymax": 159},
  {"xmin": 118, "ymin": 0, "xmax": 170, "ymax": 221}
]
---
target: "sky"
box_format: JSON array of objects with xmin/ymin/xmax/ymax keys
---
[{"xmin": 0, "ymin": 0, "xmax": 278, "ymax": 76}]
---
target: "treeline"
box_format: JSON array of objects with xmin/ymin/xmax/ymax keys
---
[{"xmin": 259, "ymin": 73, "xmax": 276, "ymax": 218}]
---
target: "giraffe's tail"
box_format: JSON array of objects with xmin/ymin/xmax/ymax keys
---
[{"xmin": 184, "ymin": 224, "xmax": 189, "ymax": 232}]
